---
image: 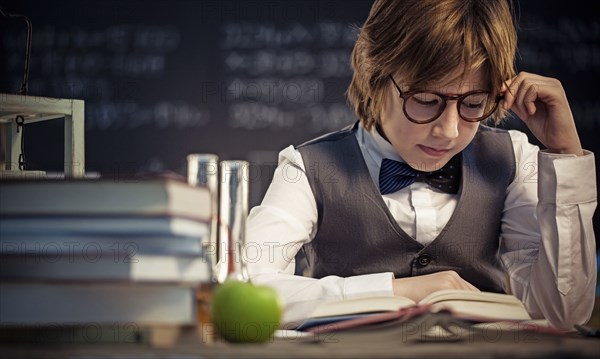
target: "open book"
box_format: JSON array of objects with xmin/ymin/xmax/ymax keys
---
[{"xmin": 299, "ymin": 290, "xmax": 531, "ymax": 331}]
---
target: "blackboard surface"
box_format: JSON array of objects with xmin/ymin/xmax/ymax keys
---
[{"xmin": 1, "ymin": 0, "xmax": 598, "ymax": 232}]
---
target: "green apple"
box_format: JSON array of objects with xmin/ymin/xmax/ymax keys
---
[{"xmin": 211, "ymin": 280, "xmax": 283, "ymax": 343}]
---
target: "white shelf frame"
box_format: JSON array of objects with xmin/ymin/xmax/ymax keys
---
[{"xmin": 0, "ymin": 93, "xmax": 85, "ymax": 178}]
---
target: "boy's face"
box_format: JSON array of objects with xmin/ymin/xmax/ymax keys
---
[{"xmin": 379, "ymin": 67, "xmax": 486, "ymax": 172}]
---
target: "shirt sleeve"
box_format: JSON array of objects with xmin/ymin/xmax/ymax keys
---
[
  {"xmin": 500, "ymin": 130, "xmax": 597, "ymax": 330},
  {"xmin": 245, "ymin": 145, "xmax": 395, "ymax": 326}
]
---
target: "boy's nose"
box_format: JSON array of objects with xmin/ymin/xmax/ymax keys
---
[{"xmin": 431, "ymin": 102, "xmax": 460, "ymax": 139}]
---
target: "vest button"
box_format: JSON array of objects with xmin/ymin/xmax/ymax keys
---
[{"xmin": 417, "ymin": 254, "xmax": 432, "ymax": 266}]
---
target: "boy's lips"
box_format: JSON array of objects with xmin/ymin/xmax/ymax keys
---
[{"xmin": 418, "ymin": 145, "xmax": 450, "ymax": 157}]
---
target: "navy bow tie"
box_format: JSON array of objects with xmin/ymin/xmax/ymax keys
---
[{"xmin": 378, "ymin": 155, "xmax": 461, "ymax": 195}]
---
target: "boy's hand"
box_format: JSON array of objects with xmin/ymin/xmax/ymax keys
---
[
  {"xmin": 501, "ymin": 71, "xmax": 584, "ymax": 156},
  {"xmin": 392, "ymin": 270, "xmax": 479, "ymax": 303}
]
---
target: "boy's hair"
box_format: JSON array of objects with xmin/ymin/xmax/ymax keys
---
[{"xmin": 347, "ymin": 0, "xmax": 517, "ymax": 130}]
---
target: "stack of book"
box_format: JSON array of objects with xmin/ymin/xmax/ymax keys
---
[{"xmin": 0, "ymin": 176, "xmax": 213, "ymax": 332}]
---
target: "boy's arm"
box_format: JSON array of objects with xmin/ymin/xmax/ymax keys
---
[
  {"xmin": 244, "ymin": 145, "xmax": 394, "ymax": 326},
  {"xmin": 500, "ymin": 130, "xmax": 597, "ymax": 330}
]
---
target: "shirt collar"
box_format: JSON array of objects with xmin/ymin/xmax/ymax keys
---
[
  {"xmin": 355, "ymin": 121, "xmax": 406, "ymax": 184},
  {"xmin": 357, "ymin": 122, "xmax": 404, "ymax": 164}
]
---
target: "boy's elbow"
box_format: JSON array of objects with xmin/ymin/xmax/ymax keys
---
[{"xmin": 543, "ymin": 296, "xmax": 595, "ymax": 331}]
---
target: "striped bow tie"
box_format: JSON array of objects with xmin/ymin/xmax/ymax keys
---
[{"xmin": 378, "ymin": 155, "xmax": 461, "ymax": 195}]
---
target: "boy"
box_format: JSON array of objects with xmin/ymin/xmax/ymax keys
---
[{"xmin": 245, "ymin": 0, "xmax": 597, "ymax": 330}]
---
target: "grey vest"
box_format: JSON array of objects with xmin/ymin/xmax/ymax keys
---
[{"xmin": 297, "ymin": 122, "xmax": 516, "ymax": 293}]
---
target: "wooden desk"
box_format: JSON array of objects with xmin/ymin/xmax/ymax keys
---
[{"xmin": 2, "ymin": 326, "xmax": 598, "ymax": 359}]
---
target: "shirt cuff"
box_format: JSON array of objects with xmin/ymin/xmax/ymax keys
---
[
  {"xmin": 538, "ymin": 150, "xmax": 597, "ymax": 205},
  {"xmin": 343, "ymin": 272, "xmax": 395, "ymax": 299}
]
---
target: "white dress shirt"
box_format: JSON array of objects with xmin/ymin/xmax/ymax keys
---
[{"xmin": 244, "ymin": 122, "xmax": 597, "ymax": 330}]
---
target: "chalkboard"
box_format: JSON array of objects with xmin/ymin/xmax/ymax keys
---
[{"xmin": 1, "ymin": 0, "xmax": 598, "ymax": 220}]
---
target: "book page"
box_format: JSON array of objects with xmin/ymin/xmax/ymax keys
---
[
  {"xmin": 418, "ymin": 289, "xmax": 524, "ymax": 305},
  {"xmin": 310, "ymin": 296, "xmax": 416, "ymax": 318},
  {"xmin": 430, "ymin": 301, "xmax": 531, "ymax": 321},
  {"xmin": 419, "ymin": 290, "xmax": 531, "ymax": 321}
]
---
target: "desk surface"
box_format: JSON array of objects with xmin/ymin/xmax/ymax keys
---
[{"xmin": 2, "ymin": 328, "xmax": 599, "ymax": 359}]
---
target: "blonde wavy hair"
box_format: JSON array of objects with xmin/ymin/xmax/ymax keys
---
[{"xmin": 347, "ymin": 0, "xmax": 517, "ymax": 130}]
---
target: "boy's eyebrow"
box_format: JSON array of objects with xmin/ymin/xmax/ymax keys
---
[
  {"xmin": 406, "ymin": 82, "xmax": 491, "ymax": 94},
  {"xmin": 406, "ymin": 88, "xmax": 491, "ymax": 96}
]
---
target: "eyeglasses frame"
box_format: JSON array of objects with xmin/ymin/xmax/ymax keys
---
[{"xmin": 388, "ymin": 75, "xmax": 505, "ymax": 124}]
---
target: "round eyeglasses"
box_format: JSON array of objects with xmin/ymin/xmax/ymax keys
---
[{"xmin": 388, "ymin": 75, "xmax": 504, "ymax": 124}]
